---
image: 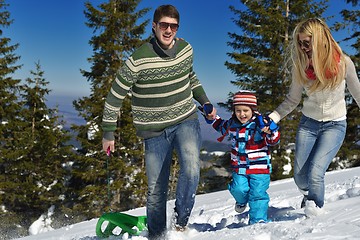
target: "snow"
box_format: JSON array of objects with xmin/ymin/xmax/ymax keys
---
[
  {"xmin": 16, "ymin": 167, "xmax": 360, "ymax": 240},
  {"xmin": 207, "ymin": 151, "xmax": 226, "ymax": 157},
  {"xmin": 28, "ymin": 206, "xmax": 55, "ymax": 235}
]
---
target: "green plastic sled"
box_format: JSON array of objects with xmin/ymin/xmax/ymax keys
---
[{"xmin": 96, "ymin": 212, "xmax": 147, "ymax": 238}]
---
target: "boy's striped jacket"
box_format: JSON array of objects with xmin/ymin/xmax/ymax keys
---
[{"xmin": 212, "ymin": 114, "xmax": 280, "ymax": 175}]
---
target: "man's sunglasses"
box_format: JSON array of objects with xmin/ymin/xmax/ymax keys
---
[
  {"xmin": 157, "ymin": 22, "xmax": 179, "ymax": 31},
  {"xmin": 298, "ymin": 40, "xmax": 311, "ymax": 49}
]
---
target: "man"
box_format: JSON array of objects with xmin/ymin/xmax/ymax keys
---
[{"xmin": 101, "ymin": 4, "xmax": 216, "ymax": 239}]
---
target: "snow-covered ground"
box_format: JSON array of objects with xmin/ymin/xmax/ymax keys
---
[{"xmin": 16, "ymin": 166, "xmax": 360, "ymax": 240}]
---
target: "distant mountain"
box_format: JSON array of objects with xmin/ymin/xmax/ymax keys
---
[
  {"xmin": 201, "ymin": 140, "xmax": 229, "ymax": 153},
  {"xmin": 198, "ymin": 108, "xmax": 231, "ymax": 152},
  {"xmin": 47, "ymin": 95, "xmax": 85, "ymax": 129},
  {"xmin": 48, "ymin": 95, "xmax": 232, "ymax": 152}
]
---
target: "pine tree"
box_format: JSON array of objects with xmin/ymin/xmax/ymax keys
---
[
  {"xmin": 224, "ymin": 0, "xmax": 328, "ymax": 180},
  {"xmin": 0, "ymin": 0, "xmax": 26, "ymax": 237},
  {"xmin": 70, "ymin": 0, "xmax": 150, "ymax": 219},
  {"xmin": 1, "ymin": 61, "xmax": 75, "ymax": 237},
  {"xmin": 0, "ymin": 0, "xmax": 22, "ymax": 161},
  {"xmin": 345, "ymin": 0, "xmax": 358, "ymax": 5}
]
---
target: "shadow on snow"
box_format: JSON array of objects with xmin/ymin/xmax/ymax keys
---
[{"xmin": 190, "ymin": 206, "xmax": 305, "ymax": 233}]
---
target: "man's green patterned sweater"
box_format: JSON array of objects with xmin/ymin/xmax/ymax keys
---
[{"xmin": 102, "ymin": 38, "xmax": 210, "ymax": 139}]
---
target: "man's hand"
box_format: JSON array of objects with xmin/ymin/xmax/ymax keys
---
[
  {"xmin": 203, "ymin": 103, "xmax": 217, "ymax": 120},
  {"xmin": 102, "ymin": 138, "xmax": 115, "ymax": 155},
  {"xmin": 198, "ymin": 103, "xmax": 217, "ymax": 124}
]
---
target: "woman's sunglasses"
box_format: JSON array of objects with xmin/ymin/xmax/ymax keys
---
[
  {"xmin": 298, "ymin": 40, "xmax": 311, "ymax": 49},
  {"xmin": 157, "ymin": 22, "xmax": 179, "ymax": 32}
]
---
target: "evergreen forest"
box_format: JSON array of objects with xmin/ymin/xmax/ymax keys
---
[{"xmin": 0, "ymin": 0, "xmax": 359, "ymax": 239}]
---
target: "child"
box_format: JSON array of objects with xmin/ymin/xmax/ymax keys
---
[{"xmin": 202, "ymin": 91, "xmax": 280, "ymax": 224}]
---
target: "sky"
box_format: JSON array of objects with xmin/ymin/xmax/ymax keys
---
[
  {"xmin": 14, "ymin": 166, "xmax": 360, "ymax": 239},
  {"xmin": 6, "ymin": 0, "xmax": 359, "ymax": 110}
]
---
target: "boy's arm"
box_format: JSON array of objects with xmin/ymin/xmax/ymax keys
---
[
  {"xmin": 265, "ymin": 130, "xmax": 280, "ymax": 146},
  {"xmin": 198, "ymin": 106, "xmax": 229, "ymax": 135}
]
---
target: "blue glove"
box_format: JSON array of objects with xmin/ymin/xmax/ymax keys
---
[
  {"xmin": 268, "ymin": 120, "xmax": 279, "ymax": 132},
  {"xmin": 203, "ymin": 103, "xmax": 213, "ymax": 115},
  {"xmin": 198, "ymin": 103, "xmax": 214, "ymax": 124},
  {"xmin": 257, "ymin": 114, "xmax": 279, "ymax": 132}
]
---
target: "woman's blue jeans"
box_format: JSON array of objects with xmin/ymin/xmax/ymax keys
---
[
  {"xmin": 294, "ymin": 115, "xmax": 346, "ymax": 208},
  {"xmin": 144, "ymin": 119, "xmax": 201, "ymax": 238}
]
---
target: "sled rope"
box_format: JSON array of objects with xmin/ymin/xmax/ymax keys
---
[{"xmin": 106, "ymin": 147, "xmax": 111, "ymax": 210}]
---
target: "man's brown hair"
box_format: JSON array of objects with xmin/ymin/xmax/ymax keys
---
[{"xmin": 153, "ymin": 5, "xmax": 179, "ymax": 23}]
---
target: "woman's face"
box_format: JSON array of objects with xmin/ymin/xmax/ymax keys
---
[
  {"xmin": 234, "ymin": 105, "xmax": 253, "ymax": 124},
  {"xmin": 152, "ymin": 16, "xmax": 178, "ymax": 49},
  {"xmin": 298, "ymin": 33, "xmax": 312, "ymax": 59}
]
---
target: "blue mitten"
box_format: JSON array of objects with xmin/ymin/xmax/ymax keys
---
[
  {"xmin": 257, "ymin": 114, "xmax": 266, "ymax": 129},
  {"xmin": 203, "ymin": 103, "xmax": 213, "ymax": 115},
  {"xmin": 257, "ymin": 114, "xmax": 279, "ymax": 132},
  {"xmin": 268, "ymin": 119, "xmax": 279, "ymax": 131},
  {"xmin": 198, "ymin": 103, "xmax": 214, "ymax": 124}
]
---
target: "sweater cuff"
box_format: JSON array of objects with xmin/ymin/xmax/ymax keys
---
[
  {"xmin": 103, "ymin": 131, "xmax": 115, "ymax": 141},
  {"xmin": 268, "ymin": 111, "xmax": 281, "ymax": 123},
  {"xmin": 196, "ymin": 94, "xmax": 210, "ymax": 106}
]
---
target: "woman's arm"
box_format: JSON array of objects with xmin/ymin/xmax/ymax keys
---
[
  {"xmin": 345, "ymin": 56, "xmax": 360, "ymax": 107},
  {"xmin": 268, "ymin": 79, "xmax": 303, "ymax": 123}
]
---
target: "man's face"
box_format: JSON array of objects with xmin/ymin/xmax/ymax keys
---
[{"xmin": 152, "ymin": 16, "xmax": 179, "ymax": 49}]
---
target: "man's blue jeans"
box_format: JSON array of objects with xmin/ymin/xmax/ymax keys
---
[
  {"xmin": 144, "ymin": 119, "xmax": 201, "ymax": 238},
  {"xmin": 294, "ymin": 115, "xmax": 346, "ymax": 208}
]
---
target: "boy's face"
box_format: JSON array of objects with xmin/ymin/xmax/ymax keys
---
[
  {"xmin": 234, "ymin": 105, "xmax": 253, "ymax": 124},
  {"xmin": 152, "ymin": 16, "xmax": 178, "ymax": 49}
]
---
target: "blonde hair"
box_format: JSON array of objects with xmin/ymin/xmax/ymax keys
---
[{"xmin": 291, "ymin": 18, "xmax": 345, "ymax": 92}]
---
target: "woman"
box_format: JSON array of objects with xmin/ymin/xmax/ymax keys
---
[{"xmin": 268, "ymin": 18, "xmax": 360, "ymax": 215}]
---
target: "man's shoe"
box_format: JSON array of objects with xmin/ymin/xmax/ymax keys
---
[{"xmin": 174, "ymin": 224, "xmax": 186, "ymax": 232}]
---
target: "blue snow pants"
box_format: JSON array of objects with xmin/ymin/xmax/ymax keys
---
[{"xmin": 228, "ymin": 172, "xmax": 270, "ymax": 224}]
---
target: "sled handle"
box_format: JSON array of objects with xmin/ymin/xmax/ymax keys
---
[{"xmin": 96, "ymin": 212, "xmax": 147, "ymax": 238}]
